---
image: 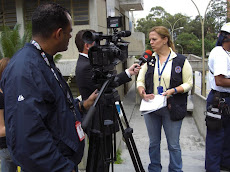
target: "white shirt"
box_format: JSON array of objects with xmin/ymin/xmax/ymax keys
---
[{"xmin": 208, "ymin": 46, "xmax": 230, "ymax": 93}]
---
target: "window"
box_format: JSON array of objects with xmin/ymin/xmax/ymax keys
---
[
  {"xmin": 0, "ymin": 0, "xmax": 16, "ymax": 28},
  {"xmin": 72, "ymin": 0, "xmax": 89, "ymax": 25},
  {"xmin": 25, "ymin": 0, "xmax": 89, "ymax": 25},
  {"xmin": 0, "ymin": 0, "xmax": 89, "ymax": 27}
]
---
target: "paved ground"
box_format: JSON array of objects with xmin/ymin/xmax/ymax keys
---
[
  {"xmin": 113, "ymin": 105, "xmax": 206, "ymax": 172},
  {"xmin": 112, "ymin": 84, "xmax": 229, "ymax": 172},
  {"xmin": 80, "ymin": 84, "xmax": 229, "ymax": 172}
]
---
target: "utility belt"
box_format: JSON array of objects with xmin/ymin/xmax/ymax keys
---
[
  {"xmin": 211, "ymin": 89, "xmax": 230, "ymax": 98},
  {"xmin": 205, "ymin": 89, "xmax": 230, "ymax": 131}
]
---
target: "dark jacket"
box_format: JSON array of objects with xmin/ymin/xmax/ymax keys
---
[
  {"xmin": 75, "ymin": 54, "xmax": 131, "ymax": 132},
  {"xmin": 75, "ymin": 54, "xmax": 131, "ymax": 100},
  {"xmin": 1, "ymin": 43, "xmax": 84, "ymax": 172}
]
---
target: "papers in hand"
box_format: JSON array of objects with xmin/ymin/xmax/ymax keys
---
[{"xmin": 140, "ymin": 95, "xmax": 167, "ymax": 115}]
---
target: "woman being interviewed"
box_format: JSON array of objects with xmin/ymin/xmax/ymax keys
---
[{"xmin": 137, "ymin": 26, "xmax": 193, "ymax": 172}]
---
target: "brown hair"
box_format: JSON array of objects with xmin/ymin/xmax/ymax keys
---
[
  {"xmin": 149, "ymin": 26, "xmax": 175, "ymax": 51},
  {"xmin": 75, "ymin": 29, "xmax": 95, "ymax": 52},
  {"xmin": 0, "ymin": 58, "xmax": 10, "ymax": 80}
]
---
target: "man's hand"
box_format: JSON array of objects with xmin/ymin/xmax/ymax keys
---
[
  {"xmin": 128, "ymin": 64, "xmax": 141, "ymax": 76},
  {"xmin": 83, "ymin": 89, "xmax": 98, "ymax": 110}
]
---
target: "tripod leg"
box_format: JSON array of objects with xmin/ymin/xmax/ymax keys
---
[
  {"xmin": 115, "ymin": 102, "xmax": 145, "ymax": 172},
  {"xmin": 86, "ymin": 131, "xmax": 101, "ymax": 172}
]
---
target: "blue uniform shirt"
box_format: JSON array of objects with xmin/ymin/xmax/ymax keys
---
[{"xmin": 1, "ymin": 43, "xmax": 84, "ymax": 172}]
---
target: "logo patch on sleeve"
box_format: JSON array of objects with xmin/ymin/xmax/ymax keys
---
[{"xmin": 18, "ymin": 95, "xmax": 25, "ymax": 102}]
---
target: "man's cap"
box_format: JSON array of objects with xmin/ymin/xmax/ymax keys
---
[{"xmin": 221, "ymin": 22, "xmax": 230, "ymax": 34}]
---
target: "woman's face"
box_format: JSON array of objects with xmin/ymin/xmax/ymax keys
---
[{"xmin": 149, "ymin": 31, "xmax": 167, "ymax": 53}]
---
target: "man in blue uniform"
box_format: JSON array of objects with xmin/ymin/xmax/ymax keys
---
[
  {"xmin": 0, "ymin": 3, "xmax": 97, "ymax": 172},
  {"xmin": 205, "ymin": 22, "xmax": 230, "ymax": 172}
]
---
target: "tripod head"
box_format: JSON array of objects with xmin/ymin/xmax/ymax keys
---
[{"xmin": 82, "ymin": 78, "xmax": 115, "ymax": 130}]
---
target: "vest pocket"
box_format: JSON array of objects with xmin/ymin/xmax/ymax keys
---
[{"xmin": 167, "ymin": 96, "xmax": 187, "ymax": 121}]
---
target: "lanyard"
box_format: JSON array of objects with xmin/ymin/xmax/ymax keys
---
[
  {"xmin": 31, "ymin": 40, "xmax": 79, "ymax": 121},
  {"xmin": 157, "ymin": 52, "xmax": 171, "ymax": 85}
]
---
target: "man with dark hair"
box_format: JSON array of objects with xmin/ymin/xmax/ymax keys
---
[
  {"xmin": 75, "ymin": 29, "xmax": 141, "ymax": 171},
  {"xmin": 0, "ymin": 3, "xmax": 97, "ymax": 172},
  {"xmin": 75, "ymin": 29, "xmax": 140, "ymax": 100}
]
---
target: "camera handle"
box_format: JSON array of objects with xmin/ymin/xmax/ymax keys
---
[{"xmin": 82, "ymin": 79, "xmax": 112, "ymax": 130}]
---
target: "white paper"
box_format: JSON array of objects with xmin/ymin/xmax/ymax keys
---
[{"xmin": 139, "ymin": 95, "xmax": 167, "ymax": 114}]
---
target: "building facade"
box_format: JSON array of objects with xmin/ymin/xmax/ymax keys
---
[{"xmin": 0, "ymin": 0, "xmax": 145, "ymax": 98}]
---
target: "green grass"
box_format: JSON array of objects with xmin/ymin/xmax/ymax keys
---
[{"xmin": 114, "ymin": 149, "xmax": 123, "ymax": 164}]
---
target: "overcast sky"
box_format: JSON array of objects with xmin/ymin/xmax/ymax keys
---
[{"xmin": 133, "ymin": 0, "xmax": 213, "ymax": 19}]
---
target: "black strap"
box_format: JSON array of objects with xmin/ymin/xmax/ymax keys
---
[
  {"xmin": 31, "ymin": 40, "xmax": 79, "ymax": 121},
  {"xmin": 211, "ymin": 89, "xmax": 230, "ymax": 98}
]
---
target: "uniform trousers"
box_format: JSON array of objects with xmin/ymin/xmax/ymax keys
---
[{"xmin": 205, "ymin": 91, "xmax": 230, "ymax": 172}]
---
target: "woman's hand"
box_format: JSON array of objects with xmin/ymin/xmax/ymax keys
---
[
  {"xmin": 162, "ymin": 88, "xmax": 175, "ymax": 98},
  {"xmin": 140, "ymin": 89, "xmax": 155, "ymax": 101}
]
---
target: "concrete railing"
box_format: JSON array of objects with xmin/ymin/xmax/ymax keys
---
[{"xmin": 192, "ymin": 93, "xmax": 207, "ymax": 139}]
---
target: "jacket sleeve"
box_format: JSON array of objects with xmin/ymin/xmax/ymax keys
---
[
  {"xmin": 181, "ymin": 59, "xmax": 193, "ymax": 93},
  {"xmin": 115, "ymin": 71, "xmax": 132, "ymax": 86},
  {"xmin": 75, "ymin": 58, "xmax": 97, "ymax": 100},
  {"xmin": 4, "ymin": 63, "xmax": 75, "ymax": 172}
]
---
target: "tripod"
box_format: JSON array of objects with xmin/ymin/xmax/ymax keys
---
[{"xmin": 82, "ymin": 78, "xmax": 145, "ymax": 172}]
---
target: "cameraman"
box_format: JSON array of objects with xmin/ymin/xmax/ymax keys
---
[{"xmin": 75, "ymin": 29, "xmax": 140, "ymax": 171}]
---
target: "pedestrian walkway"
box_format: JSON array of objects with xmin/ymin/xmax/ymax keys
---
[
  {"xmin": 79, "ymin": 84, "xmax": 229, "ymax": 172},
  {"xmin": 114, "ymin": 106, "xmax": 206, "ymax": 172},
  {"xmin": 114, "ymin": 84, "xmax": 206, "ymax": 171}
]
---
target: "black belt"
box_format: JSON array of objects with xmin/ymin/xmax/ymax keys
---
[{"xmin": 211, "ymin": 89, "xmax": 230, "ymax": 97}]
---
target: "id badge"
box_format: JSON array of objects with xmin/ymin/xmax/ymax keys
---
[
  {"xmin": 157, "ymin": 86, "xmax": 163, "ymax": 95},
  {"xmin": 75, "ymin": 121, "xmax": 85, "ymax": 141}
]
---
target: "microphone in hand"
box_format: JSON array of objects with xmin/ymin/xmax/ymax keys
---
[{"xmin": 138, "ymin": 50, "xmax": 153, "ymax": 66}]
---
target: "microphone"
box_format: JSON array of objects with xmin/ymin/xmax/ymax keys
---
[{"xmin": 138, "ymin": 50, "xmax": 152, "ymax": 66}]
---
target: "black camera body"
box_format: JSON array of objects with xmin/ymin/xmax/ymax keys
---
[{"xmin": 82, "ymin": 16, "xmax": 131, "ymax": 85}]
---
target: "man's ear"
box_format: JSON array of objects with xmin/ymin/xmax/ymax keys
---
[
  {"xmin": 54, "ymin": 28, "xmax": 63, "ymax": 39},
  {"xmin": 85, "ymin": 43, "xmax": 91, "ymax": 50}
]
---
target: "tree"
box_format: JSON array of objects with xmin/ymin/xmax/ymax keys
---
[
  {"xmin": 135, "ymin": 1, "xmax": 227, "ymax": 56},
  {"xmin": 0, "ymin": 24, "xmax": 28, "ymax": 58},
  {"xmin": 175, "ymin": 32, "xmax": 201, "ymax": 55},
  {"xmin": 208, "ymin": 0, "xmax": 227, "ymax": 30},
  {"xmin": 0, "ymin": 23, "xmax": 61, "ymax": 62}
]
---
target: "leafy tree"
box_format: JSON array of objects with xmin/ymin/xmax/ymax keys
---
[
  {"xmin": 0, "ymin": 25, "xmax": 23, "ymax": 58},
  {"xmin": 146, "ymin": 6, "xmax": 169, "ymax": 19},
  {"xmin": 135, "ymin": 0, "xmax": 227, "ymax": 56},
  {"xmin": 208, "ymin": 0, "xmax": 227, "ymax": 30},
  {"xmin": 0, "ymin": 23, "xmax": 61, "ymax": 62},
  {"xmin": 0, "ymin": 23, "xmax": 32, "ymax": 59},
  {"xmin": 175, "ymin": 32, "xmax": 201, "ymax": 55}
]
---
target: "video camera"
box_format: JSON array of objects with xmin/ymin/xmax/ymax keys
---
[{"xmin": 82, "ymin": 16, "xmax": 131, "ymax": 85}]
